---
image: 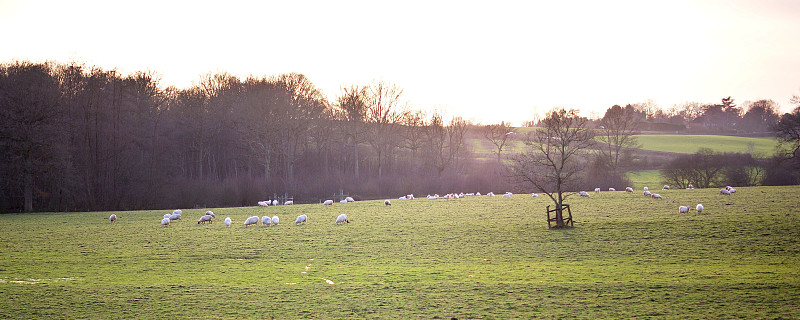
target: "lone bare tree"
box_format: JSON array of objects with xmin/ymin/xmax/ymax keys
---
[
  {"xmin": 597, "ymin": 105, "xmax": 640, "ymax": 179},
  {"xmin": 510, "ymin": 108, "xmax": 594, "ymax": 228},
  {"xmin": 481, "ymin": 122, "xmax": 514, "ymax": 163}
]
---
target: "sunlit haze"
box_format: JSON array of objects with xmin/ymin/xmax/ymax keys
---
[{"xmin": 2, "ymin": 0, "xmax": 799, "ymax": 125}]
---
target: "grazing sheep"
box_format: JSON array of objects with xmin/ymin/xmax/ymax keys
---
[
  {"xmin": 663, "ymin": 185, "xmax": 670, "ymax": 190},
  {"xmin": 487, "ymin": 192, "xmax": 495, "ymax": 197},
  {"xmin": 173, "ymin": 209, "xmax": 182, "ymax": 215},
  {"xmin": 262, "ymin": 216, "xmax": 272, "ymax": 226},
  {"xmin": 346, "ymin": 196, "xmax": 355, "ymax": 202},
  {"xmin": 644, "ymin": 190, "xmax": 652, "ymax": 197},
  {"xmin": 340, "ymin": 199, "xmax": 348, "ymax": 204},
  {"xmin": 725, "ymin": 186, "xmax": 732, "ymax": 191},
  {"xmin": 609, "ymin": 188, "xmax": 616, "ymax": 191},
  {"xmin": 323, "ymin": 199, "xmax": 334, "ymax": 206},
  {"xmin": 729, "ymin": 188, "xmax": 736, "ymax": 193},
  {"xmin": 258, "ymin": 201, "xmax": 270, "ymax": 207},
  {"xmin": 678, "ymin": 206, "xmax": 689, "ymax": 214},
  {"xmin": 272, "ymin": 200, "xmax": 278, "ymax": 206},
  {"xmin": 336, "ymin": 213, "xmax": 349, "ymax": 224},
  {"xmin": 531, "ymin": 193, "xmax": 539, "ymax": 197},
  {"xmin": 295, "ymin": 214, "xmax": 307, "ymax": 225},
  {"xmin": 205, "ymin": 211, "xmax": 215, "ymax": 218},
  {"xmin": 399, "ymin": 196, "xmax": 407, "ymax": 200},
  {"xmin": 169, "ymin": 213, "xmax": 181, "ymax": 221},
  {"xmin": 503, "ymin": 192, "xmax": 512, "ymax": 198},
  {"xmin": 652, "ymin": 193, "xmax": 663, "ymax": 200},
  {"xmin": 385, "ymin": 199, "xmax": 391, "ymax": 206},
  {"xmin": 720, "ymin": 189, "xmax": 731, "ymax": 195},
  {"xmin": 643, "ymin": 186, "xmax": 649, "ymax": 191},
  {"xmin": 244, "ymin": 216, "xmax": 259, "ymax": 226},
  {"xmin": 163, "ymin": 213, "xmax": 171, "ymax": 220},
  {"xmin": 110, "ymin": 214, "xmax": 117, "ymax": 223},
  {"xmin": 594, "ymin": 188, "xmax": 601, "ymax": 193},
  {"xmin": 198, "ymin": 215, "xmax": 213, "ymax": 224},
  {"xmin": 271, "ymin": 216, "xmax": 279, "ymax": 225},
  {"xmin": 224, "ymin": 217, "xmax": 231, "ymax": 227},
  {"xmin": 284, "ymin": 201, "xmax": 294, "ymax": 205},
  {"xmin": 579, "ymin": 191, "xmax": 590, "ymax": 197},
  {"xmin": 161, "ymin": 218, "xmax": 170, "ymax": 227},
  {"xmin": 625, "ymin": 187, "xmax": 633, "ymax": 193},
  {"xmin": 696, "ymin": 204, "xmax": 704, "ymax": 214}
]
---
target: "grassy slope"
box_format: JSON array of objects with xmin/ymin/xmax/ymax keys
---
[
  {"xmin": 1, "ymin": 186, "xmax": 799, "ymax": 319},
  {"xmin": 629, "ymin": 134, "xmax": 777, "ymax": 156}
]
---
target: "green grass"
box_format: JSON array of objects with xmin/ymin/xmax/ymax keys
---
[
  {"xmin": 626, "ymin": 169, "xmax": 665, "ymax": 189},
  {"xmin": 1, "ymin": 186, "xmax": 799, "ymax": 319},
  {"xmin": 634, "ymin": 135, "xmax": 779, "ymax": 156}
]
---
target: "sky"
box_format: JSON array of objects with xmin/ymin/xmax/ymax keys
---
[{"xmin": 1, "ymin": 0, "xmax": 799, "ymax": 125}]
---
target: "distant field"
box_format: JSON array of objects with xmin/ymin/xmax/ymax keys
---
[
  {"xmin": 633, "ymin": 134, "xmax": 778, "ymax": 156},
  {"xmin": 2, "ymin": 186, "xmax": 799, "ymax": 319},
  {"xmin": 626, "ymin": 169, "xmax": 664, "ymax": 189}
]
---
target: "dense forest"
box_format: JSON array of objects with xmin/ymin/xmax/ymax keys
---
[{"xmin": 1, "ymin": 61, "xmax": 797, "ymax": 212}]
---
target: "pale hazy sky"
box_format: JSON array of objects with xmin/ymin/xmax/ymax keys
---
[{"xmin": 1, "ymin": 0, "xmax": 799, "ymax": 124}]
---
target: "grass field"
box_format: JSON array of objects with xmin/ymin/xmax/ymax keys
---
[
  {"xmin": 632, "ymin": 135, "xmax": 778, "ymax": 156},
  {"xmin": 626, "ymin": 169, "xmax": 665, "ymax": 189},
  {"xmin": 1, "ymin": 186, "xmax": 799, "ymax": 319}
]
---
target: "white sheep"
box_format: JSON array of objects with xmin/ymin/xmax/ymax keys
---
[
  {"xmin": 476, "ymin": 192, "xmax": 481, "ymax": 196},
  {"xmin": 399, "ymin": 196, "xmax": 407, "ymax": 200},
  {"xmin": 726, "ymin": 186, "xmax": 732, "ymax": 191},
  {"xmin": 678, "ymin": 206, "xmax": 689, "ymax": 214},
  {"xmin": 163, "ymin": 213, "xmax": 171, "ymax": 220},
  {"xmin": 696, "ymin": 204, "xmax": 704, "ymax": 213},
  {"xmin": 271, "ymin": 215, "xmax": 279, "ymax": 225},
  {"xmin": 652, "ymin": 193, "xmax": 663, "ymax": 200},
  {"xmin": 295, "ymin": 214, "xmax": 307, "ymax": 225},
  {"xmin": 663, "ymin": 185, "xmax": 670, "ymax": 190},
  {"xmin": 503, "ymin": 192, "xmax": 512, "ymax": 198},
  {"xmin": 346, "ymin": 196, "xmax": 355, "ymax": 202},
  {"xmin": 323, "ymin": 199, "xmax": 334, "ymax": 206},
  {"xmin": 244, "ymin": 216, "xmax": 259, "ymax": 226},
  {"xmin": 644, "ymin": 190, "xmax": 651, "ymax": 197},
  {"xmin": 609, "ymin": 188, "xmax": 616, "ymax": 191},
  {"xmin": 224, "ymin": 217, "xmax": 231, "ymax": 227},
  {"xmin": 205, "ymin": 211, "xmax": 215, "ymax": 218},
  {"xmin": 340, "ymin": 199, "xmax": 348, "ymax": 204},
  {"xmin": 385, "ymin": 199, "xmax": 391, "ymax": 206},
  {"xmin": 161, "ymin": 218, "xmax": 170, "ymax": 227},
  {"xmin": 109, "ymin": 214, "xmax": 117, "ymax": 223},
  {"xmin": 173, "ymin": 209, "xmax": 182, "ymax": 215},
  {"xmin": 688, "ymin": 184, "xmax": 694, "ymax": 189},
  {"xmin": 594, "ymin": 188, "xmax": 601, "ymax": 193},
  {"xmin": 262, "ymin": 216, "xmax": 272, "ymax": 226},
  {"xmin": 625, "ymin": 187, "xmax": 633, "ymax": 193},
  {"xmin": 258, "ymin": 201, "xmax": 269, "ymax": 207},
  {"xmin": 729, "ymin": 188, "xmax": 736, "ymax": 193},
  {"xmin": 284, "ymin": 201, "xmax": 294, "ymax": 205},
  {"xmin": 272, "ymin": 200, "xmax": 278, "ymax": 206},
  {"xmin": 644, "ymin": 186, "xmax": 649, "ymax": 191},
  {"xmin": 336, "ymin": 213, "xmax": 349, "ymax": 224},
  {"xmin": 579, "ymin": 191, "xmax": 590, "ymax": 197},
  {"xmin": 720, "ymin": 189, "xmax": 731, "ymax": 195},
  {"xmin": 198, "ymin": 215, "xmax": 213, "ymax": 224},
  {"xmin": 487, "ymin": 192, "xmax": 495, "ymax": 197},
  {"xmin": 531, "ymin": 193, "xmax": 539, "ymax": 197},
  {"xmin": 169, "ymin": 213, "xmax": 181, "ymax": 221}
]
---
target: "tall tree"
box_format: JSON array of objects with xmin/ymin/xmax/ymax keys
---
[
  {"xmin": 596, "ymin": 105, "xmax": 639, "ymax": 179},
  {"xmin": 774, "ymin": 105, "xmax": 800, "ymax": 161},
  {"xmin": 740, "ymin": 99, "xmax": 779, "ymax": 133},
  {"xmin": 481, "ymin": 122, "xmax": 514, "ymax": 163},
  {"xmin": 335, "ymin": 85, "xmax": 369, "ymax": 178},
  {"xmin": 364, "ymin": 81, "xmax": 406, "ymax": 178},
  {"xmin": 510, "ymin": 108, "xmax": 594, "ymax": 228}
]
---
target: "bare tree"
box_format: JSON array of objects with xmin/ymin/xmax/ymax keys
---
[
  {"xmin": 509, "ymin": 108, "xmax": 594, "ymax": 228},
  {"xmin": 364, "ymin": 81, "xmax": 407, "ymax": 178},
  {"xmin": 481, "ymin": 122, "xmax": 514, "ymax": 163},
  {"xmin": 335, "ymin": 85, "xmax": 369, "ymax": 178},
  {"xmin": 400, "ymin": 110, "xmax": 427, "ymax": 169},
  {"xmin": 597, "ymin": 105, "xmax": 640, "ymax": 179},
  {"xmin": 424, "ymin": 112, "xmax": 469, "ymax": 176},
  {"xmin": 774, "ymin": 105, "xmax": 800, "ymax": 161}
]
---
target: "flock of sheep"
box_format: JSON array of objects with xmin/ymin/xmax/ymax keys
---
[{"xmin": 106, "ymin": 184, "xmax": 737, "ymax": 226}]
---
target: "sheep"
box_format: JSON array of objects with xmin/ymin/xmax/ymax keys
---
[
  {"xmin": 579, "ymin": 191, "xmax": 590, "ymax": 197},
  {"xmin": 531, "ymin": 193, "xmax": 539, "ymax": 197},
  {"xmin": 169, "ymin": 213, "xmax": 181, "ymax": 221},
  {"xmin": 688, "ymin": 184, "xmax": 694, "ymax": 189},
  {"xmin": 643, "ymin": 186, "xmax": 649, "ymax": 191},
  {"xmin": 198, "ymin": 215, "xmax": 213, "ymax": 224},
  {"xmin": 262, "ymin": 216, "xmax": 272, "ymax": 226},
  {"xmin": 406, "ymin": 194, "xmax": 415, "ymax": 200},
  {"xmin": 725, "ymin": 186, "xmax": 732, "ymax": 191},
  {"xmin": 487, "ymin": 192, "xmax": 495, "ymax": 197},
  {"xmin": 609, "ymin": 188, "xmax": 616, "ymax": 191},
  {"xmin": 644, "ymin": 190, "xmax": 651, "ymax": 197},
  {"xmin": 385, "ymin": 199, "xmax": 392, "ymax": 206},
  {"xmin": 323, "ymin": 199, "xmax": 334, "ymax": 206},
  {"xmin": 258, "ymin": 201, "xmax": 270, "ymax": 207},
  {"xmin": 399, "ymin": 196, "xmax": 407, "ymax": 200},
  {"xmin": 244, "ymin": 216, "xmax": 259, "ymax": 226},
  {"xmin": 172, "ymin": 209, "xmax": 182, "ymax": 215},
  {"xmin": 336, "ymin": 213, "xmax": 349, "ymax": 224},
  {"xmin": 594, "ymin": 188, "xmax": 601, "ymax": 193},
  {"xmin": 729, "ymin": 188, "xmax": 736, "ymax": 194},
  {"xmin": 696, "ymin": 204, "xmax": 704, "ymax": 214},
  {"xmin": 224, "ymin": 217, "xmax": 231, "ymax": 227},
  {"xmin": 272, "ymin": 200, "xmax": 278, "ymax": 206},
  {"xmin": 271, "ymin": 215, "xmax": 279, "ymax": 225},
  {"xmin": 284, "ymin": 201, "xmax": 294, "ymax": 205},
  {"xmin": 205, "ymin": 211, "xmax": 215, "ymax": 218},
  {"xmin": 161, "ymin": 218, "xmax": 170, "ymax": 227},
  {"xmin": 340, "ymin": 199, "xmax": 348, "ymax": 204},
  {"xmin": 663, "ymin": 185, "xmax": 670, "ymax": 190},
  {"xmin": 295, "ymin": 214, "xmax": 307, "ymax": 225},
  {"xmin": 652, "ymin": 193, "xmax": 663, "ymax": 200},
  {"xmin": 720, "ymin": 189, "xmax": 731, "ymax": 195},
  {"xmin": 476, "ymin": 192, "xmax": 481, "ymax": 196},
  {"xmin": 503, "ymin": 192, "xmax": 512, "ymax": 198},
  {"xmin": 163, "ymin": 213, "xmax": 171, "ymax": 220},
  {"xmin": 110, "ymin": 214, "xmax": 117, "ymax": 223},
  {"xmin": 625, "ymin": 187, "xmax": 633, "ymax": 193},
  {"xmin": 678, "ymin": 206, "xmax": 689, "ymax": 214},
  {"xmin": 345, "ymin": 196, "xmax": 355, "ymax": 202}
]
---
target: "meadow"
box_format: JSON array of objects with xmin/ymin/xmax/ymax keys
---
[{"xmin": 1, "ymin": 186, "xmax": 799, "ymax": 319}]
